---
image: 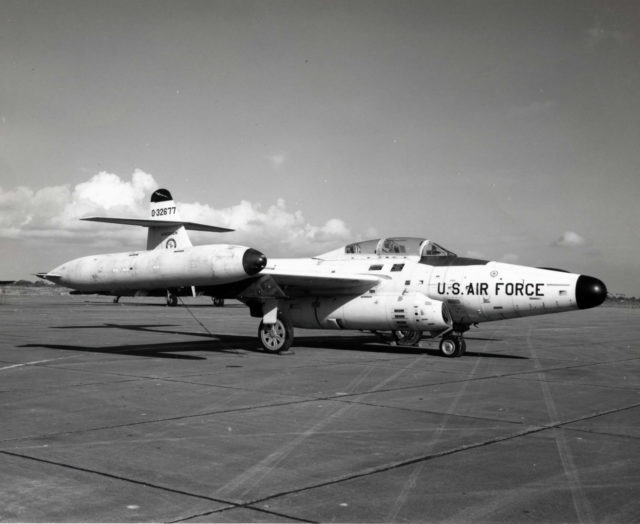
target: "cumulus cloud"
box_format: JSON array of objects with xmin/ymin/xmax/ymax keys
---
[
  {"xmin": 0, "ymin": 170, "xmax": 353, "ymax": 255},
  {"xmin": 180, "ymin": 197, "xmax": 352, "ymax": 255},
  {"xmin": 72, "ymin": 170, "xmax": 154, "ymax": 212},
  {"xmin": 553, "ymin": 231, "xmax": 588, "ymax": 248},
  {"xmin": 0, "ymin": 170, "xmax": 154, "ymax": 246}
]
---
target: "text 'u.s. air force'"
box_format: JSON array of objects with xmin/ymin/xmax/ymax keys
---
[{"xmin": 437, "ymin": 282, "xmax": 544, "ymax": 297}]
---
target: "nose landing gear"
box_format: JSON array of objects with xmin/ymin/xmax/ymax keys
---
[{"xmin": 439, "ymin": 334, "xmax": 466, "ymax": 357}]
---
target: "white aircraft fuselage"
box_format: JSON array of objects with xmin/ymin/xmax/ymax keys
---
[
  {"xmin": 250, "ymin": 237, "xmax": 607, "ymax": 355},
  {"xmin": 264, "ymin": 255, "xmax": 598, "ymax": 331}
]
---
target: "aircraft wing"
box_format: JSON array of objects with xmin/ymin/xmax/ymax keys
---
[
  {"xmin": 82, "ymin": 217, "xmax": 234, "ymax": 233},
  {"xmin": 264, "ymin": 268, "xmax": 387, "ymax": 296}
]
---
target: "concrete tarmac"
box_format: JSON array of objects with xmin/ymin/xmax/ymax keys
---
[{"xmin": 1, "ymin": 293, "xmax": 639, "ymax": 523}]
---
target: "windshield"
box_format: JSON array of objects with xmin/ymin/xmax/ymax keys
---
[
  {"xmin": 343, "ymin": 238, "xmax": 455, "ymax": 257},
  {"xmin": 420, "ymin": 240, "xmax": 456, "ymax": 257}
]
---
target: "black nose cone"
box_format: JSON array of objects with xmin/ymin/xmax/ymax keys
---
[
  {"xmin": 576, "ymin": 275, "xmax": 607, "ymax": 309},
  {"xmin": 242, "ymin": 248, "xmax": 267, "ymax": 276}
]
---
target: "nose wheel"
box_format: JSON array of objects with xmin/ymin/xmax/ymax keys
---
[{"xmin": 439, "ymin": 334, "xmax": 466, "ymax": 358}]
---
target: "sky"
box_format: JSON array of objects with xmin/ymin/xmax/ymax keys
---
[{"xmin": 1, "ymin": 0, "xmax": 639, "ymax": 295}]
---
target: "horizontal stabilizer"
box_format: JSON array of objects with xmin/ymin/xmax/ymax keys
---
[
  {"xmin": 81, "ymin": 217, "xmax": 234, "ymax": 233},
  {"xmin": 35, "ymin": 273, "xmax": 62, "ymax": 281}
]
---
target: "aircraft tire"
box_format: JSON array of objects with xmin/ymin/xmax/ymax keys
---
[
  {"xmin": 167, "ymin": 294, "xmax": 178, "ymax": 307},
  {"xmin": 258, "ymin": 314, "xmax": 293, "ymax": 353},
  {"xmin": 439, "ymin": 335, "xmax": 463, "ymax": 358},
  {"xmin": 393, "ymin": 330, "xmax": 422, "ymax": 347},
  {"xmin": 212, "ymin": 297, "xmax": 224, "ymax": 307}
]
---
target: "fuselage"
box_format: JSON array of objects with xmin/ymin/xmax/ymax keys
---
[{"xmin": 263, "ymin": 238, "xmax": 606, "ymax": 333}]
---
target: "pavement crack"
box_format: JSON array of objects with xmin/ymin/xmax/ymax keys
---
[
  {"xmin": 243, "ymin": 400, "xmax": 640, "ymax": 509},
  {"xmin": 0, "ymin": 448, "xmax": 315, "ymax": 524},
  {"xmin": 169, "ymin": 503, "xmax": 315, "ymax": 523},
  {"xmin": 0, "ymin": 448, "xmax": 233, "ymax": 506},
  {"xmin": 0, "ymin": 397, "xmax": 317, "ymax": 444}
]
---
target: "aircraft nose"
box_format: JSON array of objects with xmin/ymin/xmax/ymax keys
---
[
  {"xmin": 575, "ymin": 275, "xmax": 607, "ymax": 309},
  {"xmin": 242, "ymin": 248, "xmax": 267, "ymax": 276}
]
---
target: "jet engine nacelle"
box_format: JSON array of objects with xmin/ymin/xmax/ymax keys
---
[
  {"xmin": 46, "ymin": 244, "xmax": 266, "ymax": 292},
  {"xmin": 287, "ymin": 292, "xmax": 451, "ymax": 333}
]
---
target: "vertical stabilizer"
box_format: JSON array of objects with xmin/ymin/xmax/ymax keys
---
[{"xmin": 147, "ymin": 189, "xmax": 192, "ymax": 250}]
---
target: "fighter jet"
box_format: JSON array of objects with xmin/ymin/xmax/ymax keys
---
[
  {"xmin": 37, "ymin": 189, "xmax": 267, "ymax": 306},
  {"xmin": 39, "ymin": 190, "xmax": 607, "ymax": 358}
]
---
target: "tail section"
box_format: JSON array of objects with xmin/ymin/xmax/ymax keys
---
[
  {"xmin": 81, "ymin": 188, "xmax": 233, "ymax": 250},
  {"xmin": 148, "ymin": 188, "xmax": 192, "ymax": 250}
]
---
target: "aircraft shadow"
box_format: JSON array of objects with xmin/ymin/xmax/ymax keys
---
[
  {"xmin": 26, "ymin": 326, "xmax": 527, "ymax": 360},
  {"xmin": 19, "ymin": 335, "xmax": 261, "ymax": 360},
  {"xmin": 285, "ymin": 335, "xmax": 528, "ymax": 359},
  {"xmin": 53, "ymin": 323, "xmax": 220, "ymax": 340}
]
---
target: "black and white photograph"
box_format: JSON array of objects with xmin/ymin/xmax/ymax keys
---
[{"xmin": 1, "ymin": 1, "xmax": 639, "ymax": 522}]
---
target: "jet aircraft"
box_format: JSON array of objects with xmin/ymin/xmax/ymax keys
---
[{"xmin": 39, "ymin": 189, "xmax": 608, "ymax": 357}]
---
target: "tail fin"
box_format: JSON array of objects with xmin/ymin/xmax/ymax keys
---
[
  {"xmin": 148, "ymin": 188, "xmax": 192, "ymax": 250},
  {"xmin": 81, "ymin": 188, "xmax": 233, "ymax": 250}
]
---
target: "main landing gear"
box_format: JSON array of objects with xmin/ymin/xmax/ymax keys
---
[
  {"xmin": 166, "ymin": 291, "xmax": 178, "ymax": 307},
  {"xmin": 258, "ymin": 313, "xmax": 293, "ymax": 353},
  {"xmin": 438, "ymin": 334, "xmax": 466, "ymax": 358},
  {"xmin": 392, "ymin": 330, "xmax": 422, "ymax": 347}
]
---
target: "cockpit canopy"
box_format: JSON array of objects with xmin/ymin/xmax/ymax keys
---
[{"xmin": 340, "ymin": 237, "xmax": 456, "ymax": 258}]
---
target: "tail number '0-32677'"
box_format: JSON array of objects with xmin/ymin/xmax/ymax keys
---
[
  {"xmin": 151, "ymin": 207, "xmax": 177, "ymax": 217},
  {"xmin": 437, "ymin": 282, "xmax": 545, "ymax": 297}
]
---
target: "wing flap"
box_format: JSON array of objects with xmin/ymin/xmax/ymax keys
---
[
  {"xmin": 81, "ymin": 217, "xmax": 233, "ymax": 233},
  {"xmin": 265, "ymin": 269, "xmax": 387, "ymax": 296}
]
